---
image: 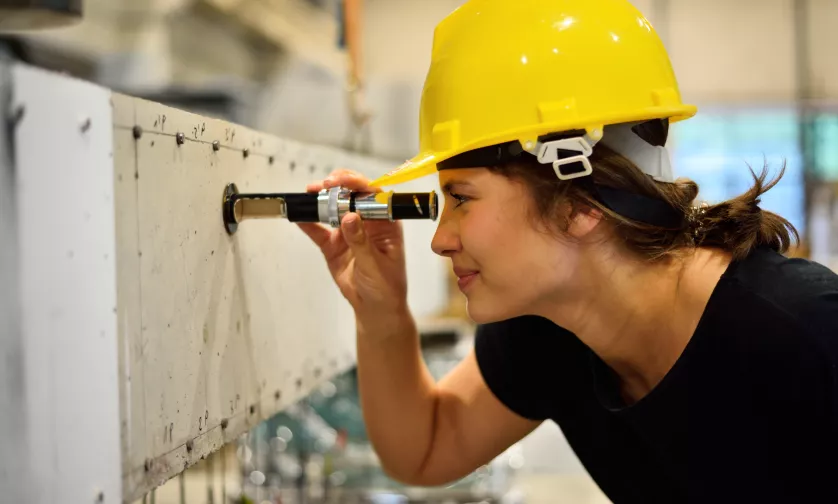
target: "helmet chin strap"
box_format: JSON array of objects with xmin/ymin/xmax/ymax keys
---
[
  {"xmin": 599, "ymin": 122, "xmax": 675, "ymax": 183},
  {"xmin": 529, "ymin": 122, "xmax": 683, "ymax": 227}
]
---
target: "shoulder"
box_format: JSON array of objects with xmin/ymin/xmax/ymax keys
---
[
  {"xmin": 473, "ymin": 316, "xmax": 590, "ymax": 420},
  {"xmin": 720, "ymin": 247, "xmax": 838, "ymax": 351},
  {"xmin": 724, "ymin": 248, "xmax": 838, "ymax": 324},
  {"xmin": 728, "ymin": 247, "xmax": 838, "ymax": 292}
]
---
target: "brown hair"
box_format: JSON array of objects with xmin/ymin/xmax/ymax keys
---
[{"xmin": 487, "ymin": 123, "xmax": 799, "ymax": 262}]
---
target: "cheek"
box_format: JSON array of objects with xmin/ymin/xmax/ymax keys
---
[
  {"xmin": 457, "ymin": 209, "xmax": 513, "ymax": 267},
  {"xmin": 465, "ymin": 237, "xmax": 567, "ymax": 323},
  {"xmin": 461, "ymin": 212, "xmax": 550, "ymax": 281}
]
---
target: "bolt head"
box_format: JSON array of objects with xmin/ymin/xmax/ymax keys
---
[{"xmin": 212, "ymin": 140, "xmax": 220, "ymax": 151}]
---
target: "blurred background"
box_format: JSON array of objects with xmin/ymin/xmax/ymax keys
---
[{"xmin": 3, "ymin": 0, "xmax": 837, "ymax": 502}]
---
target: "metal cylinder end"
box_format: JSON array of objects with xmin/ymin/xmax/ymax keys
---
[{"xmin": 223, "ymin": 183, "xmax": 239, "ymax": 235}]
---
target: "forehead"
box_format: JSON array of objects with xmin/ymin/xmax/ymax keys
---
[
  {"xmin": 437, "ymin": 167, "xmax": 524, "ymax": 195},
  {"xmin": 437, "ymin": 167, "xmax": 490, "ymax": 187}
]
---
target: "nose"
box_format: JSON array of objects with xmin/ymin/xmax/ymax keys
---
[{"xmin": 431, "ymin": 211, "xmax": 461, "ymax": 257}]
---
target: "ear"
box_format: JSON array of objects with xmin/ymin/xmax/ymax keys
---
[{"xmin": 566, "ymin": 203, "xmax": 604, "ymax": 238}]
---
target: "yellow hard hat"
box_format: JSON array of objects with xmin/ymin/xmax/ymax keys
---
[{"xmin": 369, "ymin": 0, "xmax": 696, "ymax": 188}]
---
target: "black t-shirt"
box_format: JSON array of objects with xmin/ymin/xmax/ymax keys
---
[{"xmin": 475, "ymin": 247, "xmax": 838, "ymax": 503}]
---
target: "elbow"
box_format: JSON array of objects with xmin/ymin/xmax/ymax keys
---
[
  {"xmin": 379, "ymin": 463, "xmax": 427, "ymax": 487},
  {"xmin": 378, "ymin": 464, "xmax": 449, "ymax": 488},
  {"xmin": 378, "ymin": 458, "xmax": 464, "ymax": 488}
]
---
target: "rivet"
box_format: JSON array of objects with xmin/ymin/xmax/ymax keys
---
[
  {"xmin": 274, "ymin": 390, "xmax": 281, "ymax": 400},
  {"xmin": 80, "ymin": 117, "xmax": 91, "ymax": 133},
  {"xmin": 186, "ymin": 440, "xmax": 193, "ymax": 452},
  {"xmin": 132, "ymin": 125, "xmax": 143, "ymax": 139},
  {"xmin": 242, "ymin": 148, "xmax": 250, "ymax": 159},
  {"xmin": 220, "ymin": 418, "xmax": 228, "ymax": 429},
  {"xmin": 9, "ymin": 104, "xmax": 24, "ymax": 126},
  {"xmin": 212, "ymin": 141, "xmax": 220, "ymax": 151},
  {"xmin": 268, "ymin": 155, "xmax": 275, "ymax": 165},
  {"xmin": 176, "ymin": 132, "xmax": 185, "ymax": 145},
  {"xmin": 249, "ymin": 405, "xmax": 255, "ymax": 415}
]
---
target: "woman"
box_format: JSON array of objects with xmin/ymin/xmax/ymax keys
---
[{"xmin": 299, "ymin": 0, "xmax": 838, "ymax": 501}]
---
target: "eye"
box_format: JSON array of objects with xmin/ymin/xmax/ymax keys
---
[{"xmin": 449, "ymin": 192, "xmax": 470, "ymax": 207}]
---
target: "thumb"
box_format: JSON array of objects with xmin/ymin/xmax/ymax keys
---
[{"xmin": 341, "ymin": 213, "xmax": 379, "ymax": 269}]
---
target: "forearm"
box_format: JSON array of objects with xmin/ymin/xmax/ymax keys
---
[{"xmin": 354, "ymin": 308, "xmax": 438, "ymax": 482}]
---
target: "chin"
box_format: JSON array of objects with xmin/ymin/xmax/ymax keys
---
[{"xmin": 465, "ymin": 296, "xmax": 530, "ymax": 325}]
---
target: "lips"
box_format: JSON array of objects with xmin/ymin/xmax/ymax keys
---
[
  {"xmin": 454, "ymin": 267, "xmax": 479, "ymax": 291},
  {"xmin": 454, "ymin": 267, "xmax": 479, "ymax": 278}
]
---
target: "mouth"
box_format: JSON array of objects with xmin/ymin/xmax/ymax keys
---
[{"xmin": 454, "ymin": 268, "xmax": 479, "ymax": 292}]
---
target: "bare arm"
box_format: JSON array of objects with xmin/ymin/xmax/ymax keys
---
[
  {"xmin": 356, "ymin": 311, "xmax": 541, "ymax": 486},
  {"xmin": 298, "ymin": 168, "xmax": 537, "ymax": 486}
]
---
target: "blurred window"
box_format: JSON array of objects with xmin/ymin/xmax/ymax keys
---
[
  {"xmin": 670, "ymin": 108, "xmax": 806, "ymax": 235},
  {"xmin": 812, "ymin": 113, "xmax": 838, "ymax": 181}
]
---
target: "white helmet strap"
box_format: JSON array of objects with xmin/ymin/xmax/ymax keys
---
[
  {"xmin": 535, "ymin": 135, "xmax": 596, "ymax": 181},
  {"xmin": 531, "ymin": 121, "xmax": 674, "ymax": 183}
]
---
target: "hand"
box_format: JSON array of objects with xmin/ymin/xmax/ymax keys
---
[{"xmin": 298, "ymin": 169, "xmax": 408, "ymax": 319}]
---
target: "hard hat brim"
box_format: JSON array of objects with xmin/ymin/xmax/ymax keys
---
[
  {"xmin": 369, "ymin": 153, "xmax": 443, "ymax": 187},
  {"xmin": 369, "ymin": 105, "xmax": 697, "ymax": 188}
]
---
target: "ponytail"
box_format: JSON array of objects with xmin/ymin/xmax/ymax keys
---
[
  {"xmin": 692, "ymin": 162, "xmax": 799, "ymax": 260},
  {"xmin": 491, "ymin": 145, "xmax": 800, "ymax": 262}
]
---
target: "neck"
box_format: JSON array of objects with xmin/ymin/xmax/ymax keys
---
[{"xmin": 538, "ymin": 246, "xmax": 731, "ymax": 404}]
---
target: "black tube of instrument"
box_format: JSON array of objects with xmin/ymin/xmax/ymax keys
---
[
  {"xmin": 223, "ymin": 183, "xmax": 438, "ymax": 234},
  {"xmin": 0, "ymin": 0, "xmax": 83, "ymax": 31}
]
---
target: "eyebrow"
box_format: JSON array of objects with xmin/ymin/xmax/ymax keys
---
[{"xmin": 442, "ymin": 179, "xmax": 474, "ymax": 194}]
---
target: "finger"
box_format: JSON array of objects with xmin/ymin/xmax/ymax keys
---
[
  {"xmin": 305, "ymin": 181, "xmax": 324, "ymax": 193},
  {"xmin": 322, "ymin": 168, "xmax": 357, "ymax": 188},
  {"xmin": 326, "ymin": 167, "xmax": 363, "ymax": 179},
  {"xmin": 340, "ymin": 213, "xmax": 381, "ymax": 271},
  {"xmin": 363, "ymin": 219, "xmax": 404, "ymax": 241},
  {"xmin": 307, "ymin": 168, "xmax": 361, "ymax": 192},
  {"xmin": 324, "ymin": 171, "xmax": 380, "ymax": 193},
  {"xmin": 297, "ymin": 222, "xmax": 333, "ymax": 249}
]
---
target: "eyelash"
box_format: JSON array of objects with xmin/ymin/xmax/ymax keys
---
[{"xmin": 449, "ymin": 192, "xmax": 469, "ymax": 207}]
